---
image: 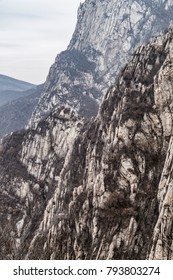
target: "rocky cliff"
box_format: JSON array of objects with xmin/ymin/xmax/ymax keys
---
[
  {"xmin": 30, "ymin": 0, "xmax": 173, "ymax": 123},
  {"xmin": 1, "ymin": 22, "xmax": 173, "ymax": 259},
  {"xmin": 23, "ymin": 26, "xmax": 173, "ymax": 260}
]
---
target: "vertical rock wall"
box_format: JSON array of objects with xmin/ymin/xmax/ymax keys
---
[
  {"xmin": 31, "ymin": 0, "xmax": 173, "ymax": 123},
  {"xmin": 24, "ymin": 27, "xmax": 173, "ymax": 260}
]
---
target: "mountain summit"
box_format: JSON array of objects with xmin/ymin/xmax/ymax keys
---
[{"xmin": 31, "ymin": 0, "xmax": 173, "ymax": 123}]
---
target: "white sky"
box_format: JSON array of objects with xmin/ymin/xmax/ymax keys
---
[{"xmin": 0, "ymin": 0, "xmax": 84, "ymax": 84}]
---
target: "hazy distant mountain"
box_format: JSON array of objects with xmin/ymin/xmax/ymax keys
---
[
  {"xmin": 0, "ymin": 74, "xmax": 36, "ymax": 106},
  {"xmin": 0, "ymin": 84, "xmax": 43, "ymax": 139}
]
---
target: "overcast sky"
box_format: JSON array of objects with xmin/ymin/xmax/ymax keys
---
[{"xmin": 0, "ymin": 0, "xmax": 84, "ymax": 84}]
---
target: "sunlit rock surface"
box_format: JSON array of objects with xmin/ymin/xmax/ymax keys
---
[
  {"xmin": 1, "ymin": 22, "xmax": 173, "ymax": 259},
  {"xmin": 25, "ymin": 26, "xmax": 173, "ymax": 260},
  {"xmin": 31, "ymin": 0, "xmax": 173, "ymax": 123}
]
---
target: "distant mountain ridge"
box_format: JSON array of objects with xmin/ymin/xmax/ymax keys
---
[
  {"xmin": 0, "ymin": 74, "xmax": 36, "ymax": 106},
  {"xmin": 0, "ymin": 84, "xmax": 43, "ymax": 139},
  {"xmin": 0, "ymin": 74, "xmax": 35, "ymax": 91}
]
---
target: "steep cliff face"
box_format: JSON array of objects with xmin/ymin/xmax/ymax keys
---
[
  {"xmin": 22, "ymin": 26, "xmax": 173, "ymax": 260},
  {"xmin": 0, "ymin": 106, "xmax": 84, "ymax": 259},
  {"xmin": 31, "ymin": 0, "xmax": 173, "ymax": 123},
  {"xmin": 1, "ymin": 25, "xmax": 173, "ymax": 260}
]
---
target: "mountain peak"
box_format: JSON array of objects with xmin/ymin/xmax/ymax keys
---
[{"xmin": 31, "ymin": 0, "xmax": 173, "ymax": 124}]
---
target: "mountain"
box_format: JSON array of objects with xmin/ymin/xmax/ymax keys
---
[
  {"xmin": 0, "ymin": 74, "xmax": 35, "ymax": 92},
  {"xmin": 0, "ymin": 85, "xmax": 43, "ymax": 139},
  {"xmin": 0, "ymin": 74, "xmax": 36, "ymax": 106},
  {"xmin": 1, "ymin": 26, "xmax": 173, "ymax": 260},
  {"xmin": 1, "ymin": 24, "xmax": 173, "ymax": 260},
  {"xmin": 1, "ymin": 0, "xmax": 173, "ymax": 260},
  {"xmin": 31, "ymin": 0, "xmax": 173, "ymax": 123},
  {"xmin": 20, "ymin": 25, "xmax": 173, "ymax": 260}
]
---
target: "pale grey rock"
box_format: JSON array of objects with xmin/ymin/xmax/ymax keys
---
[
  {"xmin": 1, "ymin": 25, "xmax": 173, "ymax": 260},
  {"xmin": 21, "ymin": 106, "xmax": 84, "ymax": 181},
  {"xmin": 31, "ymin": 0, "xmax": 173, "ymax": 123}
]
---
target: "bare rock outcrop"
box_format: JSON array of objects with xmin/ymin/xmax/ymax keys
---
[
  {"xmin": 31, "ymin": 0, "xmax": 173, "ymax": 123},
  {"xmin": 24, "ymin": 26, "xmax": 173, "ymax": 260}
]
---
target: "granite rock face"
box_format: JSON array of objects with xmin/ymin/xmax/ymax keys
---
[
  {"xmin": 31, "ymin": 0, "xmax": 173, "ymax": 123},
  {"xmin": 1, "ymin": 24, "xmax": 173, "ymax": 259},
  {"xmin": 23, "ymin": 26, "xmax": 173, "ymax": 260},
  {"xmin": 0, "ymin": 107, "xmax": 84, "ymax": 259}
]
